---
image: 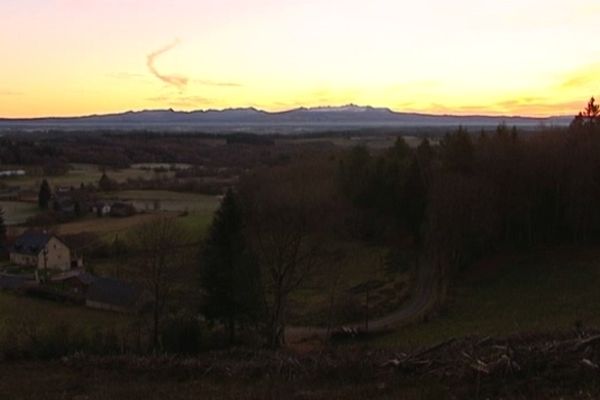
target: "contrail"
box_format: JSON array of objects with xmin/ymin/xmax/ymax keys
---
[{"xmin": 147, "ymin": 39, "xmax": 188, "ymax": 89}]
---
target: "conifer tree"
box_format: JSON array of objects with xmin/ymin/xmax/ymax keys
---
[
  {"xmin": 38, "ymin": 179, "xmax": 51, "ymax": 210},
  {"xmin": 200, "ymin": 189, "xmax": 262, "ymax": 344}
]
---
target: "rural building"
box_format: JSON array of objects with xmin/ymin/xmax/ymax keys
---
[
  {"xmin": 109, "ymin": 202, "xmax": 136, "ymax": 218},
  {"xmin": 91, "ymin": 201, "xmax": 111, "ymax": 216},
  {"xmin": 86, "ymin": 277, "xmax": 146, "ymax": 313},
  {"xmin": 10, "ymin": 232, "xmax": 72, "ymax": 271},
  {"xmin": 0, "ymin": 170, "xmax": 26, "ymax": 178},
  {"xmin": 50, "ymin": 270, "xmax": 96, "ymax": 295},
  {"xmin": 52, "ymin": 187, "xmax": 93, "ymax": 217},
  {"xmin": 53, "ymin": 196, "xmax": 77, "ymax": 214}
]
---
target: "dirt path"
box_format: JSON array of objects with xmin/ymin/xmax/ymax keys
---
[{"xmin": 285, "ymin": 261, "xmax": 437, "ymax": 343}]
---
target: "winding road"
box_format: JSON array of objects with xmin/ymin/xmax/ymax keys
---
[{"xmin": 285, "ymin": 261, "xmax": 437, "ymax": 343}]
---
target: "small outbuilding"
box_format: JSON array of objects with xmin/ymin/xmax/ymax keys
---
[
  {"xmin": 91, "ymin": 202, "xmax": 112, "ymax": 217},
  {"xmin": 50, "ymin": 270, "xmax": 96, "ymax": 295}
]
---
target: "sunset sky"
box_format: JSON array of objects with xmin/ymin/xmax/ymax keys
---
[{"xmin": 2, "ymin": 0, "xmax": 600, "ymax": 117}]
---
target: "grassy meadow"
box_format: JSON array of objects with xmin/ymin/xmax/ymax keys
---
[
  {"xmin": 100, "ymin": 190, "xmax": 220, "ymax": 214},
  {"xmin": 0, "ymin": 201, "xmax": 38, "ymax": 225}
]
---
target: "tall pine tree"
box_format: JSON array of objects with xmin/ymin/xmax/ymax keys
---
[
  {"xmin": 38, "ymin": 179, "xmax": 51, "ymax": 210},
  {"xmin": 200, "ymin": 189, "xmax": 262, "ymax": 344},
  {"xmin": 0, "ymin": 206, "xmax": 6, "ymax": 254}
]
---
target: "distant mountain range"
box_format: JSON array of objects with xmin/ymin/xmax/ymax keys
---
[{"xmin": 0, "ymin": 105, "xmax": 573, "ymax": 133}]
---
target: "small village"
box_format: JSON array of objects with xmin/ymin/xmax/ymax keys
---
[
  {"xmin": 0, "ymin": 229, "xmax": 147, "ymax": 314},
  {"xmin": 0, "ymin": 170, "xmax": 198, "ymax": 315}
]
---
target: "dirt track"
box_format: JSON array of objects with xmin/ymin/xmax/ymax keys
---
[{"xmin": 286, "ymin": 261, "xmax": 437, "ymax": 343}]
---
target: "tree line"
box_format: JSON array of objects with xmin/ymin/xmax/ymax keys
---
[{"xmin": 198, "ymin": 98, "xmax": 600, "ymax": 346}]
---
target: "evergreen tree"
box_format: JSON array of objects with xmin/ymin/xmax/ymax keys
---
[
  {"xmin": 440, "ymin": 127, "xmax": 474, "ymax": 174},
  {"xmin": 571, "ymin": 97, "xmax": 600, "ymax": 133},
  {"xmin": 98, "ymin": 172, "xmax": 115, "ymax": 192},
  {"xmin": 200, "ymin": 189, "xmax": 262, "ymax": 344},
  {"xmin": 0, "ymin": 206, "xmax": 6, "ymax": 249},
  {"xmin": 38, "ymin": 179, "xmax": 52, "ymax": 210}
]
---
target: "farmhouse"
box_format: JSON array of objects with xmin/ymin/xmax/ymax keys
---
[
  {"xmin": 10, "ymin": 232, "xmax": 72, "ymax": 271},
  {"xmin": 91, "ymin": 201, "xmax": 111, "ymax": 217},
  {"xmin": 0, "ymin": 169, "xmax": 26, "ymax": 178},
  {"xmin": 50, "ymin": 270, "xmax": 96, "ymax": 295}
]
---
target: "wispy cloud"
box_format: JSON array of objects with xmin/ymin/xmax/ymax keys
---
[
  {"xmin": 560, "ymin": 62, "xmax": 600, "ymax": 89},
  {"xmin": 147, "ymin": 39, "xmax": 188, "ymax": 89},
  {"xmin": 0, "ymin": 90, "xmax": 22, "ymax": 96},
  {"xmin": 194, "ymin": 79, "xmax": 243, "ymax": 88}
]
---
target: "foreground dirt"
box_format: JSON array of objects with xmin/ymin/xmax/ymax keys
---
[{"xmin": 3, "ymin": 330, "xmax": 600, "ymax": 399}]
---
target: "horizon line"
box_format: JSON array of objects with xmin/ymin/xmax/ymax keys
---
[{"xmin": 0, "ymin": 104, "xmax": 574, "ymax": 121}]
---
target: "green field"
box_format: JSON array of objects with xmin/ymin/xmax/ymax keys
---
[
  {"xmin": 3, "ymin": 164, "xmax": 174, "ymax": 191},
  {"xmin": 101, "ymin": 190, "xmax": 220, "ymax": 214},
  {"xmin": 0, "ymin": 201, "xmax": 38, "ymax": 225},
  {"xmin": 375, "ymin": 246, "xmax": 600, "ymax": 348}
]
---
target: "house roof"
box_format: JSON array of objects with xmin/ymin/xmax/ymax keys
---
[
  {"xmin": 77, "ymin": 273, "xmax": 97, "ymax": 286},
  {"xmin": 86, "ymin": 277, "xmax": 143, "ymax": 309},
  {"xmin": 51, "ymin": 270, "xmax": 96, "ymax": 285},
  {"xmin": 11, "ymin": 232, "xmax": 54, "ymax": 255}
]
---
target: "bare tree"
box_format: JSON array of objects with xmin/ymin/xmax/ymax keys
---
[
  {"xmin": 242, "ymin": 161, "xmax": 341, "ymax": 348},
  {"xmin": 127, "ymin": 217, "xmax": 191, "ymax": 350}
]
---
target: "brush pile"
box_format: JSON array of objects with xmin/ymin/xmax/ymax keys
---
[{"xmin": 60, "ymin": 330, "xmax": 600, "ymax": 398}]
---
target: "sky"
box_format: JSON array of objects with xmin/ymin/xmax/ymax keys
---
[{"xmin": 1, "ymin": 0, "xmax": 600, "ymax": 118}]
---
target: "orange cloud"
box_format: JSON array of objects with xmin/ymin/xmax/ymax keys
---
[
  {"xmin": 147, "ymin": 39, "xmax": 188, "ymax": 89},
  {"xmin": 560, "ymin": 63, "xmax": 600, "ymax": 89}
]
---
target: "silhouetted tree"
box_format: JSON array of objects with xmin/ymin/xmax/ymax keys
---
[
  {"xmin": 0, "ymin": 207, "xmax": 6, "ymax": 251},
  {"xmin": 440, "ymin": 127, "xmax": 474, "ymax": 174},
  {"xmin": 571, "ymin": 97, "xmax": 600, "ymax": 133},
  {"xmin": 38, "ymin": 179, "xmax": 51, "ymax": 210},
  {"xmin": 242, "ymin": 163, "xmax": 337, "ymax": 348},
  {"xmin": 200, "ymin": 189, "xmax": 262, "ymax": 345},
  {"xmin": 98, "ymin": 172, "xmax": 116, "ymax": 192},
  {"xmin": 338, "ymin": 145, "xmax": 372, "ymax": 206},
  {"xmin": 128, "ymin": 218, "xmax": 191, "ymax": 350}
]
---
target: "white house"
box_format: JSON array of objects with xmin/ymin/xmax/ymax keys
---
[
  {"xmin": 91, "ymin": 202, "xmax": 112, "ymax": 217},
  {"xmin": 10, "ymin": 232, "xmax": 72, "ymax": 272}
]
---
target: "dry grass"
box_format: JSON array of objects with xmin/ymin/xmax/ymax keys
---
[{"xmin": 0, "ymin": 292, "xmax": 128, "ymax": 336}]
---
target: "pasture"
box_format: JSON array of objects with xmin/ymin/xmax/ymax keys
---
[
  {"xmin": 100, "ymin": 190, "xmax": 220, "ymax": 214},
  {"xmin": 2, "ymin": 163, "xmax": 175, "ymax": 191},
  {"xmin": 0, "ymin": 201, "xmax": 38, "ymax": 225}
]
